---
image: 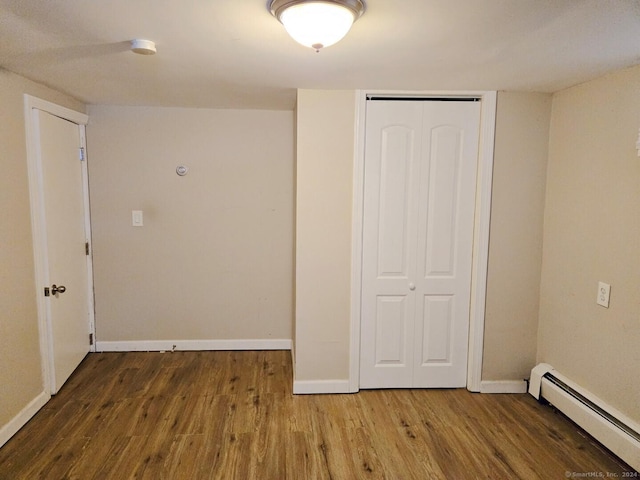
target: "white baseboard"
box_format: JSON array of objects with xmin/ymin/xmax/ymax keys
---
[
  {"xmin": 480, "ymin": 380, "xmax": 528, "ymax": 394},
  {"xmin": 0, "ymin": 391, "xmax": 50, "ymax": 448},
  {"xmin": 95, "ymin": 338, "xmax": 292, "ymax": 352},
  {"xmin": 293, "ymin": 380, "xmax": 351, "ymax": 395}
]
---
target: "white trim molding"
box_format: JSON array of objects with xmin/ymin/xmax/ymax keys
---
[
  {"xmin": 480, "ymin": 380, "xmax": 528, "ymax": 394},
  {"xmin": 0, "ymin": 391, "xmax": 49, "ymax": 449},
  {"xmin": 349, "ymin": 91, "xmax": 367, "ymax": 393},
  {"xmin": 350, "ymin": 90, "xmax": 497, "ymax": 393},
  {"xmin": 24, "ymin": 95, "xmax": 88, "ymax": 126},
  {"xmin": 466, "ymin": 90, "xmax": 497, "ymax": 392},
  {"xmin": 95, "ymin": 339, "xmax": 293, "ymax": 352},
  {"xmin": 293, "ymin": 380, "xmax": 351, "ymax": 395}
]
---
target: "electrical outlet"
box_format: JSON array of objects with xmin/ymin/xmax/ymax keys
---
[{"xmin": 597, "ymin": 282, "xmax": 610, "ymax": 308}]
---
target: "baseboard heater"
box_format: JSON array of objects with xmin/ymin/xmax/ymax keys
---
[{"xmin": 529, "ymin": 363, "xmax": 640, "ymax": 471}]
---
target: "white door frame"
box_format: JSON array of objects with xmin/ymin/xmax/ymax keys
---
[
  {"xmin": 23, "ymin": 95, "xmax": 95, "ymax": 396},
  {"xmin": 349, "ymin": 90, "xmax": 497, "ymax": 393}
]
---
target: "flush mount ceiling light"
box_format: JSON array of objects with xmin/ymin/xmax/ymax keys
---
[
  {"xmin": 270, "ymin": 0, "xmax": 365, "ymax": 52},
  {"xmin": 131, "ymin": 39, "xmax": 156, "ymax": 55}
]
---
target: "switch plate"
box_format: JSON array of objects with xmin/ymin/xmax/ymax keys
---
[
  {"xmin": 132, "ymin": 210, "xmax": 143, "ymax": 227},
  {"xmin": 597, "ymin": 282, "xmax": 610, "ymax": 308}
]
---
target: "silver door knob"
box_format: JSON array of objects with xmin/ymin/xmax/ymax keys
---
[
  {"xmin": 51, "ymin": 284, "xmax": 66, "ymax": 295},
  {"xmin": 409, "ymin": 282, "xmax": 415, "ymax": 291}
]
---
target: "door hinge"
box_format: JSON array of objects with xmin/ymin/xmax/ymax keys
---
[
  {"xmin": 44, "ymin": 287, "xmax": 50, "ymax": 297},
  {"xmin": 79, "ymin": 146, "xmax": 85, "ymax": 161},
  {"xmin": 89, "ymin": 333, "xmax": 94, "ymax": 345},
  {"xmin": 85, "ymin": 241, "xmax": 90, "ymax": 255}
]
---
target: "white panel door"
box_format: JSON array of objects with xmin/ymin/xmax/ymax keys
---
[
  {"xmin": 360, "ymin": 101, "xmax": 423, "ymax": 388},
  {"xmin": 360, "ymin": 99, "xmax": 481, "ymax": 389},
  {"xmin": 412, "ymin": 102, "xmax": 481, "ymax": 387},
  {"xmin": 36, "ymin": 109, "xmax": 91, "ymax": 394}
]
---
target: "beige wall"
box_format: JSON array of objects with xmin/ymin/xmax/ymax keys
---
[
  {"xmin": 0, "ymin": 69, "xmax": 84, "ymax": 430},
  {"xmin": 294, "ymin": 90, "xmax": 356, "ymax": 381},
  {"xmin": 294, "ymin": 89, "xmax": 551, "ymax": 385},
  {"xmin": 482, "ymin": 92, "xmax": 552, "ymax": 380},
  {"xmin": 87, "ymin": 106, "xmax": 294, "ymax": 343},
  {"xmin": 538, "ymin": 65, "xmax": 640, "ymax": 421}
]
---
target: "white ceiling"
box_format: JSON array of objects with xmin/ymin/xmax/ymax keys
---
[{"xmin": 1, "ymin": 0, "xmax": 639, "ymax": 110}]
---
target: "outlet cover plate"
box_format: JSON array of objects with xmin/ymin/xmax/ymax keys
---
[{"xmin": 597, "ymin": 282, "xmax": 610, "ymax": 308}]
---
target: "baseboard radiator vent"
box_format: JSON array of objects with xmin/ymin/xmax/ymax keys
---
[{"xmin": 529, "ymin": 363, "xmax": 640, "ymax": 471}]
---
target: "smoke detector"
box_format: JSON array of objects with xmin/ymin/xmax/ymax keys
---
[{"xmin": 131, "ymin": 39, "xmax": 156, "ymax": 55}]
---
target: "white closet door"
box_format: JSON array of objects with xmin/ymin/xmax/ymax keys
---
[
  {"xmin": 360, "ymin": 101, "xmax": 423, "ymax": 388},
  {"xmin": 37, "ymin": 109, "xmax": 91, "ymax": 393},
  {"xmin": 411, "ymin": 101, "xmax": 481, "ymax": 387},
  {"xmin": 360, "ymin": 99, "xmax": 481, "ymax": 389}
]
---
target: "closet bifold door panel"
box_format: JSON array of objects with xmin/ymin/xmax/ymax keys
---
[{"xmin": 360, "ymin": 99, "xmax": 481, "ymax": 389}]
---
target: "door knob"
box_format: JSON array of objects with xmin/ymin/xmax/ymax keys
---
[
  {"xmin": 51, "ymin": 284, "xmax": 66, "ymax": 295},
  {"xmin": 409, "ymin": 282, "xmax": 416, "ymax": 291}
]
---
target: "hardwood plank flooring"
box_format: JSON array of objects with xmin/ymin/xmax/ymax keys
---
[{"xmin": 0, "ymin": 351, "xmax": 634, "ymax": 479}]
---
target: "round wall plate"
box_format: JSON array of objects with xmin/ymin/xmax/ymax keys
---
[{"xmin": 176, "ymin": 165, "xmax": 189, "ymax": 176}]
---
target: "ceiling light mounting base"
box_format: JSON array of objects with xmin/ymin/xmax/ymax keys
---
[{"xmin": 269, "ymin": 0, "xmax": 365, "ymax": 21}]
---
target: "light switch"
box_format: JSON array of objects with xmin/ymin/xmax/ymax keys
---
[
  {"xmin": 132, "ymin": 210, "xmax": 143, "ymax": 227},
  {"xmin": 597, "ymin": 282, "xmax": 610, "ymax": 308}
]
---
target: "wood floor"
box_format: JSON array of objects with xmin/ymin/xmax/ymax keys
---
[{"xmin": 0, "ymin": 351, "xmax": 633, "ymax": 479}]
